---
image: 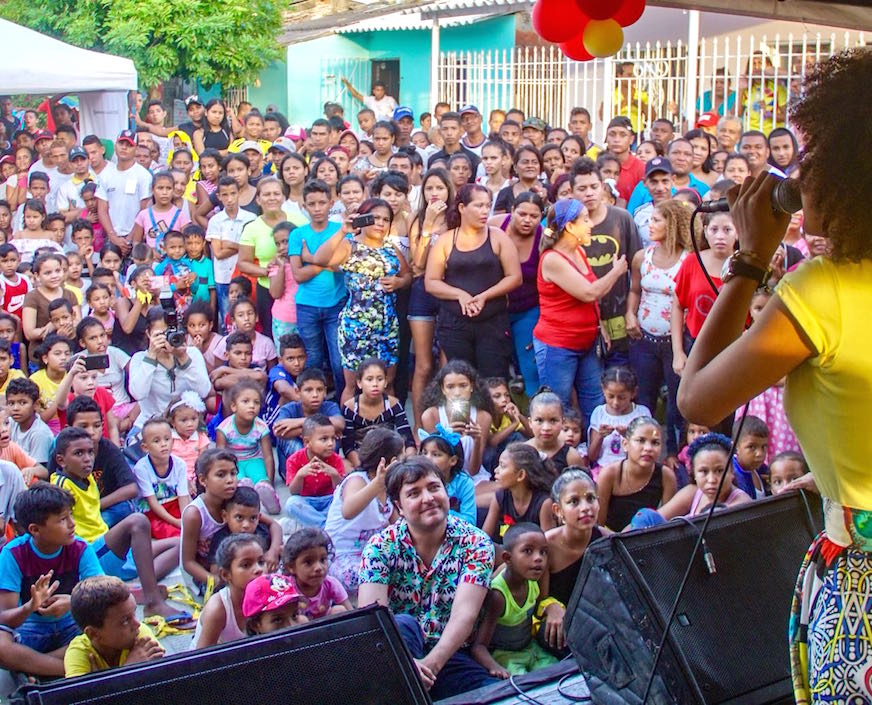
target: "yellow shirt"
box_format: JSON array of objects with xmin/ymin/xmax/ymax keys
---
[
  {"xmin": 64, "ymin": 283, "xmax": 83, "ymax": 305},
  {"xmin": 490, "ymin": 413, "xmax": 523, "ymax": 435},
  {"xmin": 776, "ymin": 257, "xmax": 872, "ymax": 511},
  {"xmin": 29, "ymin": 368, "xmax": 62, "ymax": 418},
  {"xmin": 50, "ymin": 471, "xmax": 108, "ymax": 543},
  {"xmin": 64, "ymin": 623, "xmax": 157, "ymax": 677},
  {"xmin": 0, "ymin": 368, "xmax": 24, "ymax": 395}
]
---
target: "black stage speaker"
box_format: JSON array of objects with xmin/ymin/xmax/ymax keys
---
[
  {"xmin": 15, "ymin": 604, "xmax": 430, "ymax": 705},
  {"xmin": 564, "ymin": 491, "xmax": 822, "ymax": 705}
]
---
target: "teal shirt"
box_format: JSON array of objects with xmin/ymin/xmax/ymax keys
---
[
  {"xmin": 188, "ymin": 255, "xmax": 215, "ymax": 302},
  {"xmin": 287, "ymin": 222, "xmax": 347, "ymax": 308}
]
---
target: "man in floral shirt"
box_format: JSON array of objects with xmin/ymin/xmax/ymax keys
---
[{"xmin": 359, "ymin": 457, "xmax": 497, "ymax": 699}]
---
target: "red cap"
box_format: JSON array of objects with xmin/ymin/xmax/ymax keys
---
[
  {"xmin": 33, "ymin": 129, "xmax": 54, "ymax": 143},
  {"xmin": 242, "ymin": 574, "xmax": 302, "ymax": 618},
  {"xmin": 696, "ymin": 112, "xmax": 720, "ymax": 128}
]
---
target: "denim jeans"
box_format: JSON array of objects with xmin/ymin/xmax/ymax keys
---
[
  {"xmin": 629, "ymin": 333, "xmax": 682, "ymax": 455},
  {"xmin": 284, "ymin": 494, "xmax": 333, "ymax": 528},
  {"xmin": 11, "ymin": 616, "xmax": 80, "ymax": 652},
  {"xmin": 215, "ymin": 283, "xmax": 230, "ymax": 334},
  {"xmin": 509, "ymin": 306, "xmax": 540, "ymax": 398},
  {"xmin": 275, "ymin": 437, "xmax": 304, "ymax": 480},
  {"xmin": 296, "ymin": 299, "xmax": 346, "ymax": 400},
  {"xmin": 533, "ymin": 337, "xmax": 604, "ymax": 426},
  {"xmin": 101, "ymin": 499, "xmax": 137, "ymax": 528},
  {"xmin": 394, "ymin": 613, "xmax": 498, "ymax": 700}
]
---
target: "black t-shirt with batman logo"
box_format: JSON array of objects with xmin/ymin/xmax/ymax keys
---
[{"xmin": 583, "ymin": 206, "xmax": 641, "ymax": 330}]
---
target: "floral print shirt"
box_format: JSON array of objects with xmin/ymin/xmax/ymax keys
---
[{"xmin": 359, "ymin": 514, "xmax": 494, "ymax": 647}]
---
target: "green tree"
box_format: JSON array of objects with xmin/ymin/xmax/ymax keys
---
[{"xmin": 1, "ymin": 0, "xmax": 284, "ymax": 88}]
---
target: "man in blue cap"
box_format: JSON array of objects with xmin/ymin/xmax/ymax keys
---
[{"xmin": 393, "ymin": 106, "xmax": 415, "ymax": 148}]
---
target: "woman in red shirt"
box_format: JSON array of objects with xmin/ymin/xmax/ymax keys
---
[
  {"xmin": 670, "ymin": 211, "xmax": 737, "ymax": 376},
  {"xmin": 533, "ymin": 198, "xmax": 627, "ymax": 423}
]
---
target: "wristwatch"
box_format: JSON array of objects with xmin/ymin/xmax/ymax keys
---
[{"xmin": 721, "ymin": 250, "xmax": 770, "ymax": 286}]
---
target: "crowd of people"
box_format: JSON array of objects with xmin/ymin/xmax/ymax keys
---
[{"xmin": 0, "ymin": 53, "xmax": 836, "ymax": 699}]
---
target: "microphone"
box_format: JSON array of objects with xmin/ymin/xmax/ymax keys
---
[{"xmin": 697, "ymin": 176, "xmax": 803, "ymax": 214}]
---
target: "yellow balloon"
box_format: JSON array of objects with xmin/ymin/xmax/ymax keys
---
[{"xmin": 582, "ymin": 19, "xmax": 624, "ymax": 58}]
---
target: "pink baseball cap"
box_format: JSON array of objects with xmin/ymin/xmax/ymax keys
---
[
  {"xmin": 242, "ymin": 574, "xmax": 302, "ymax": 618},
  {"xmin": 285, "ymin": 125, "xmax": 307, "ymax": 142}
]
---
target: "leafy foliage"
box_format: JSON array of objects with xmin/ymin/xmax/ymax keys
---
[{"xmin": 1, "ymin": 0, "xmax": 284, "ymax": 88}]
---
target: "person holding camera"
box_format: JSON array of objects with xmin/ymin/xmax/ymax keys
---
[
  {"xmin": 301, "ymin": 197, "xmax": 411, "ymax": 406},
  {"xmin": 128, "ymin": 307, "xmax": 211, "ymax": 440}
]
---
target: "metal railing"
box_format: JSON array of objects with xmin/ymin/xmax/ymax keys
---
[{"xmin": 436, "ymin": 29, "xmax": 868, "ymax": 140}]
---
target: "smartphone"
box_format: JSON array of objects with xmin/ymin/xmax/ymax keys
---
[
  {"xmin": 447, "ymin": 399, "xmax": 471, "ymax": 425},
  {"xmin": 352, "ymin": 213, "xmax": 375, "ymax": 229},
  {"xmin": 84, "ymin": 354, "xmax": 110, "ymax": 371}
]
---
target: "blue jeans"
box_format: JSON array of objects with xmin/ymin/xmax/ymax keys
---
[
  {"xmin": 101, "ymin": 499, "xmax": 137, "ymax": 528},
  {"xmin": 533, "ymin": 337, "xmax": 604, "ymax": 426},
  {"xmin": 629, "ymin": 333, "xmax": 682, "ymax": 455},
  {"xmin": 509, "ymin": 307, "xmax": 540, "ymax": 398},
  {"xmin": 215, "ymin": 283, "xmax": 230, "ymax": 333},
  {"xmin": 275, "ymin": 437, "xmax": 304, "ymax": 480},
  {"xmin": 394, "ymin": 613, "xmax": 498, "ymax": 700},
  {"xmin": 296, "ymin": 299, "xmax": 346, "ymax": 399},
  {"xmin": 10, "ymin": 616, "xmax": 80, "ymax": 653},
  {"xmin": 285, "ymin": 494, "xmax": 333, "ymax": 527}
]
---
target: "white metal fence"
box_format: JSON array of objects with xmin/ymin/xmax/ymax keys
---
[{"xmin": 436, "ymin": 29, "xmax": 868, "ymax": 140}]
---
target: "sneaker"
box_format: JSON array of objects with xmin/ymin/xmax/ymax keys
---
[{"xmin": 256, "ymin": 481, "xmax": 281, "ymax": 514}]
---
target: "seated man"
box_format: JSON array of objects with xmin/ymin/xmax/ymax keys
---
[{"xmin": 358, "ymin": 457, "xmax": 497, "ymax": 699}]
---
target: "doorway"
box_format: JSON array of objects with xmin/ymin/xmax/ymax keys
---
[{"xmin": 371, "ymin": 59, "xmax": 400, "ymax": 102}]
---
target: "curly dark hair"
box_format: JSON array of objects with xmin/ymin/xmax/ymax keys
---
[{"xmin": 790, "ymin": 49, "xmax": 872, "ymax": 261}]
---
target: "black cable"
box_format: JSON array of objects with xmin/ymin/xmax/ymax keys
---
[
  {"xmin": 640, "ymin": 208, "xmax": 750, "ymax": 702},
  {"xmin": 556, "ymin": 671, "xmax": 594, "ymax": 702},
  {"xmin": 508, "ymin": 674, "xmax": 547, "ymax": 705}
]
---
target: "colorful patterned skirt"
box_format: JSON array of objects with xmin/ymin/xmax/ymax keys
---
[{"xmin": 789, "ymin": 498, "xmax": 872, "ymax": 704}]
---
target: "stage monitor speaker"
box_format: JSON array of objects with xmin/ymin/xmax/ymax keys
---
[
  {"xmin": 564, "ymin": 491, "xmax": 822, "ymax": 705},
  {"xmin": 15, "ymin": 604, "xmax": 430, "ymax": 705}
]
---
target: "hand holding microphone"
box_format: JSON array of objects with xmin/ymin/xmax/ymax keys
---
[{"xmin": 719, "ymin": 173, "xmax": 799, "ymax": 264}]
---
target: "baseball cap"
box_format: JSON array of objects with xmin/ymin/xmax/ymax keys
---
[
  {"xmin": 644, "ymin": 156, "xmax": 673, "ymax": 177},
  {"xmin": 33, "ymin": 129, "xmax": 54, "ymax": 144},
  {"xmin": 117, "ymin": 129, "xmax": 137, "ymax": 145},
  {"xmin": 242, "ymin": 574, "xmax": 302, "ymax": 618},
  {"xmin": 285, "ymin": 125, "xmax": 307, "ymax": 141},
  {"xmin": 0, "ymin": 155, "xmax": 13, "ymax": 167},
  {"xmin": 268, "ymin": 137, "xmax": 296, "ymax": 154},
  {"xmin": 68, "ymin": 146, "xmax": 88, "ymax": 161},
  {"xmin": 184, "ymin": 95, "xmax": 202, "ymax": 108},
  {"xmin": 696, "ymin": 111, "xmax": 720, "ymax": 128},
  {"xmin": 459, "ymin": 105, "xmax": 480, "ymax": 116},
  {"xmin": 393, "ymin": 106, "xmax": 414, "ymax": 121},
  {"xmin": 607, "ymin": 116, "xmax": 635, "ymax": 133},
  {"xmin": 522, "ymin": 117, "xmax": 547, "ymax": 132},
  {"xmin": 238, "ymin": 140, "xmax": 263, "ymax": 155}
]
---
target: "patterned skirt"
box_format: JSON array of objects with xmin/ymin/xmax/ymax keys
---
[{"xmin": 789, "ymin": 499, "xmax": 872, "ymax": 704}]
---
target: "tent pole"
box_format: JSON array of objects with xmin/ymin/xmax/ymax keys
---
[
  {"xmin": 430, "ymin": 17, "xmax": 441, "ymax": 111},
  {"xmin": 685, "ymin": 9, "xmax": 700, "ymax": 129}
]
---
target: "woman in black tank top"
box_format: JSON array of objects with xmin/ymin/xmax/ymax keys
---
[
  {"xmin": 193, "ymin": 99, "xmax": 233, "ymax": 156},
  {"xmin": 595, "ymin": 417, "xmax": 678, "ymax": 531},
  {"xmin": 424, "ymin": 184, "xmax": 522, "ymax": 378}
]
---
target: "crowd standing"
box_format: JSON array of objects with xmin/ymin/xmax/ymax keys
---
[{"xmin": 0, "ymin": 63, "xmax": 825, "ymax": 698}]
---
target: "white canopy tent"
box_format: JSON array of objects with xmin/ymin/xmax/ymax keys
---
[{"xmin": 0, "ymin": 18, "xmax": 138, "ymax": 138}]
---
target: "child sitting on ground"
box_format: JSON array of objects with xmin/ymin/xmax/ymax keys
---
[
  {"xmin": 485, "ymin": 377, "xmax": 532, "ymax": 473},
  {"xmin": 133, "ymin": 417, "xmax": 191, "ymax": 538},
  {"xmin": 210, "ymin": 332, "xmax": 268, "ymax": 397},
  {"xmin": 281, "ymin": 528, "xmax": 351, "ymax": 620},
  {"xmin": 285, "ymin": 414, "xmax": 346, "ymax": 528},
  {"xmin": 0, "ymin": 482, "xmax": 102, "ymax": 678},
  {"xmin": 166, "ymin": 391, "xmax": 210, "ymax": 495},
  {"xmin": 731, "ymin": 415, "xmax": 769, "ymax": 499},
  {"xmin": 50, "ymin": 427, "xmax": 183, "ymax": 621},
  {"xmin": 65, "ymin": 575, "xmax": 164, "ymax": 677},
  {"xmin": 262, "ymin": 333, "xmax": 306, "ymax": 427},
  {"xmin": 6, "ymin": 377, "xmax": 54, "ymax": 466},
  {"xmin": 472, "ymin": 522, "xmax": 557, "ymax": 678},
  {"xmin": 206, "ymin": 486, "xmax": 282, "ymax": 575},
  {"xmin": 242, "ymin": 573, "xmax": 308, "ymax": 635},
  {"xmin": 0, "ymin": 408, "xmax": 46, "ymax": 484}
]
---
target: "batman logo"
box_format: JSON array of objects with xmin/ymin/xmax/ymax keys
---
[{"xmin": 585, "ymin": 234, "xmax": 621, "ymax": 269}]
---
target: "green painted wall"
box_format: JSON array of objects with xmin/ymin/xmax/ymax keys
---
[
  {"xmin": 258, "ymin": 15, "xmax": 517, "ymax": 125},
  {"xmin": 248, "ymin": 60, "xmax": 289, "ymax": 114}
]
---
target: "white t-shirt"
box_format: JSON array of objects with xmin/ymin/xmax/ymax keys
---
[
  {"xmin": 43, "ymin": 168, "xmax": 74, "ymax": 215},
  {"xmin": 588, "ymin": 402, "xmax": 653, "ymax": 468},
  {"xmin": 96, "ymin": 345, "xmax": 132, "ymax": 403},
  {"xmin": 363, "ymin": 95, "xmax": 398, "ymax": 122},
  {"xmin": 205, "ymin": 208, "xmax": 257, "ymax": 284},
  {"xmin": 133, "ymin": 453, "xmax": 190, "ymax": 502},
  {"xmin": 55, "ymin": 177, "xmax": 88, "ymax": 214},
  {"xmin": 95, "ymin": 162, "xmax": 152, "ymax": 238}
]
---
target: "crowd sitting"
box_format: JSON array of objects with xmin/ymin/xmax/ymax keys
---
[{"xmin": 0, "ymin": 89, "xmax": 816, "ymax": 698}]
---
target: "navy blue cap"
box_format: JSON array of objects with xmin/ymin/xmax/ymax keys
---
[{"xmin": 393, "ymin": 106, "xmax": 414, "ymax": 121}]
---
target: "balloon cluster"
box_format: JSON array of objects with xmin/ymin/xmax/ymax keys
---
[{"xmin": 531, "ymin": 0, "xmax": 645, "ymax": 61}]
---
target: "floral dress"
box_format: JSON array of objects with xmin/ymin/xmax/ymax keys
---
[{"xmin": 338, "ymin": 240, "xmax": 401, "ymax": 369}]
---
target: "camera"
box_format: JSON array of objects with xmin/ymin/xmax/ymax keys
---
[{"xmin": 159, "ymin": 288, "xmax": 186, "ymax": 348}]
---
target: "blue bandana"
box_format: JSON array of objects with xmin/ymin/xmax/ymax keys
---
[{"xmin": 417, "ymin": 424, "xmax": 462, "ymax": 448}]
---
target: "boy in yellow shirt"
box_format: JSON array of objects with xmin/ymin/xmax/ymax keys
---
[{"xmin": 65, "ymin": 576, "xmax": 164, "ymax": 677}]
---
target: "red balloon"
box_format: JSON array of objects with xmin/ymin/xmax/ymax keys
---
[
  {"xmin": 532, "ymin": 0, "xmax": 589, "ymax": 44},
  {"xmin": 613, "ymin": 0, "xmax": 645, "ymax": 27},
  {"xmin": 560, "ymin": 33, "xmax": 594, "ymax": 62},
  {"xmin": 576, "ymin": 0, "xmax": 624, "ymax": 21}
]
